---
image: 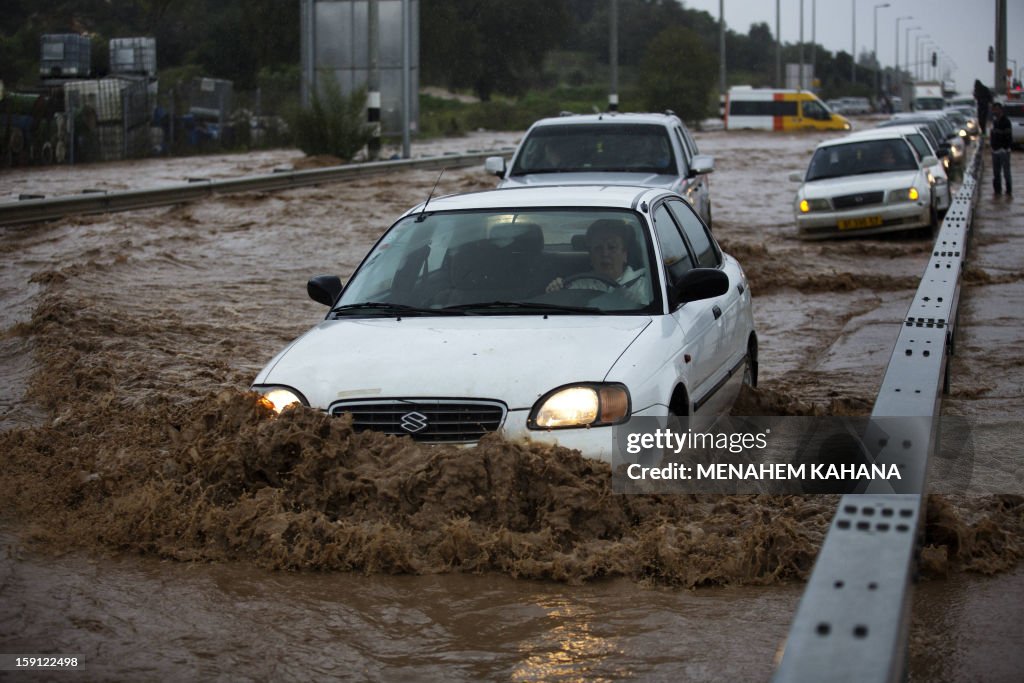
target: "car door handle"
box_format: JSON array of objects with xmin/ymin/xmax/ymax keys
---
[
  {"xmin": 712, "ymin": 305, "xmax": 722, "ymax": 320},
  {"xmin": 737, "ymin": 282, "xmax": 745, "ymax": 295}
]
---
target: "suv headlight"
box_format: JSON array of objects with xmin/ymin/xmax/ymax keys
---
[
  {"xmin": 253, "ymin": 385, "xmax": 307, "ymax": 413},
  {"xmin": 528, "ymin": 383, "xmax": 630, "ymax": 429},
  {"xmin": 799, "ymin": 198, "xmax": 831, "ymax": 213}
]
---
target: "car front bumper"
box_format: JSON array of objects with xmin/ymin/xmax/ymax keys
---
[{"xmin": 796, "ymin": 201, "xmax": 931, "ymax": 239}]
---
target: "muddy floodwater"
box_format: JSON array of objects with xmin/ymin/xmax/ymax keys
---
[{"xmin": 1, "ymin": 129, "xmax": 1022, "ymax": 681}]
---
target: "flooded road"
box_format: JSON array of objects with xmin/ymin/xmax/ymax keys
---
[{"xmin": 1, "ymin": 128, "xmax": 1021, "ymax": 680}]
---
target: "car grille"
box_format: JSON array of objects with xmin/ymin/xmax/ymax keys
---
[
  {"xmin": 329, "ymin": 399, "xmax": 507, "ymax": 443},
  {"xmin": 832, "ymin": 191, "xmax": 885, "ymax": 209}
]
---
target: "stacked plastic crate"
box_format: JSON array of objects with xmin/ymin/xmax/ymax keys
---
[
  {"xmin": 110, "ymin": 37, "xmax": 157, "ymax": 159},
  {"xmin": 39, "ymin": 34, "xmax": 91, "ymax": 79}
]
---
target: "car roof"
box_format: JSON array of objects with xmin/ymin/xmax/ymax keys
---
[
  {"xmin": 814, "ymin": 129, "xmax": 907, "ymax": 148},
  {"xmin": 402, "ymin": 184, "xmax": 667, "ymax": 215},
  {"xmin": 527, "ymin": 111, "xmax": 682, "ymax": 129},
  {"xmin": 842, "ymin": 127, "xmax": 919, "ymax": 141}
]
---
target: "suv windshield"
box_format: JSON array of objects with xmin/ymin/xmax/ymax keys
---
[
  {"xmin": 509, "ymin": 124, "xmax": 676, "ymax": 176},
  {"xmin": 336, "ymin": 209, "xmax": 660, "ymax": 315},
  {"xmin": 806, "ymin": 139, "xmax": 918, "ymax": 180}
]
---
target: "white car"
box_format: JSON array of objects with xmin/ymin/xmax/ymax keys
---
[
  {"xmin": 790, "ymin": 130, "xmax": 939, "ymax": 239},
  {"xmin": 886, "ymin": 112, "xmax": 966, "ymax": 168},
  {"xmin": 484, "ymin": 112, "xmax": 715, "ymax": 227},
  {"xmin": 856, "ymin": 124, "xmax": 952, "ymax": 214},
  {"xmin": 252, "ymin": 185, "xmax": 757, "ymax": 462}
]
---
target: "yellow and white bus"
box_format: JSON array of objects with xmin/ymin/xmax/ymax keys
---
[{"xmin": 725, "ymin": 87, "xmax": 852, "ymax": 132}]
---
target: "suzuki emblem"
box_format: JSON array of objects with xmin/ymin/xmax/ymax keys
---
[{"xmin": 400, "ymin": 411, "xmax": 429, "ymax": 433}]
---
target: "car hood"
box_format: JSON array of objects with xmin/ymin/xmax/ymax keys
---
[
  {"xmin": 256, "ymin": 316, "xmax": 653, "ymax": 410},
  {"xmin": 500, "ymin": 171, "xmax": 677, "ymax": 189},
  {"xmin": 800, "ymin": 170, "xmax": 921, "ymax": 198}
]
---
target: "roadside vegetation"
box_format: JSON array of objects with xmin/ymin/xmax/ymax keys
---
[{"xmin": 2, "ymin": 0, "xmax": 901, "ymax": 156}]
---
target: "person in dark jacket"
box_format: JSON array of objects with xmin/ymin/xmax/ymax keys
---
[
  {"xmin": 974, "ymin": 80, "xmax": 993, "ymax": 135},
  {"xmin": 990, "ymin": 101, "xmax": 1013, "ymax": 196}
]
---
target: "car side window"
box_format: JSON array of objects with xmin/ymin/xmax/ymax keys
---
[
  {"xmin": 673, "ymin": 127, "xmax": 691, "ymax": 175},
  {"xmin": 666, "ymin": 199, "xmax": 720, "ymax": 268},
  {"xmin": 683, "ymin": 127, "xmax": 699, "ymax": 155},
  {"xmin": 652, "ymin": 204, "xmax": 694, "ymax": 285}
]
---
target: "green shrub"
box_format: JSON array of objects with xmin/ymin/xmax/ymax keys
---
[{"xmin": 290, "ymin": 79, "xmax": 371, "ymax": 160}]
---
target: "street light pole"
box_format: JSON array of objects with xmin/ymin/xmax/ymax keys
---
[
  {"xmin": 851, "ymin": 0, "xmax": 858, "ymax": 83},
  {"xmin": 921, "ymin": 33, "xmax": 929, "ymax": 81},
  {"xmin": 905, "ymin": 26, "xmax": 919, "ymax": 76},
  {"xmin": 799, "ymin": 0, "xmax": 804, "ymax": 90},
  {"xmin": 873, "ymin": 3, "xmax": 890, "ymax": 98},
  {"xmin": 811, "ymin": 0, "xmax": 817, "ymax": 91},
  {"xmin": 895, "ymin": 16, "xmax": 912, "ymax": 93}
]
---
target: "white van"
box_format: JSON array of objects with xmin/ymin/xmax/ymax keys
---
[{"xmin": 725, "ymin": 87, "xmax": 852, "ymax": 131}]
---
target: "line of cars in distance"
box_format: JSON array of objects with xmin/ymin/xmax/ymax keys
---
[
  {"xmin": 790, "ymin": 108, "xmax": 977, "ymax": 239},
  {"xmin": 253, "ymin": 111, "xmax": 757, "ymax": 462}
]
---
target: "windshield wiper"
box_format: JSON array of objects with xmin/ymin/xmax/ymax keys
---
[
  {"xmin": 330, "ymin": 302, "xmax": 462, "ymax": 317},
  {"xmin": 441, "ymin": 301, "xmax": 608, "ymax": 315}
]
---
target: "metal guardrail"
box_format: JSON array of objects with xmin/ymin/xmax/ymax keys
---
[
  {"xmin": 0, "ymin": 150, "xmax": 510, "ymax": 227},
  {"xmin": 773, "ymin": 146, "xmax": 984, "ymax": 682}
]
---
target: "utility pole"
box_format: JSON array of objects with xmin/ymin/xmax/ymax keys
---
[
  {"xmin": 719, "ymin": 0, "xmax": 726, "ymax": 100},
  {"xmin": 776, "ymin": 0, "xmax": 782, "ymax": 87},
  {"xmin": 401, "ymin": 0, "xmax": 411, "ymax": 158},
  {"xmin": 609, "ymin": 0, "xmax": 619, "ymax": 111},
  {"xmin": 995, "ymin": 0, "xmax": 1007, "ymax": 95},
  {"xmin": 367, "ymin": 0, "xmax": 381, "ymax": 160}
]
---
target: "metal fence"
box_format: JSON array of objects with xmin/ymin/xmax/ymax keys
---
[{"xmin": 772, "ymin": 144, "xmax": 983, "ymax": 682}]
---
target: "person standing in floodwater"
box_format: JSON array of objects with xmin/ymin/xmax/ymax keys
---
[
  {"xmin": 974, "ymin": 80, "xmax": 993, "ymax": 136},
  {"xmin": 990, "ymin": 101, "xmax": 1013, "ymax": 196}
]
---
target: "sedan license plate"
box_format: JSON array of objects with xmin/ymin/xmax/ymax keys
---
[{"xmin": 838, "ymin": 215, "xmax": 883, "ymax": 231}]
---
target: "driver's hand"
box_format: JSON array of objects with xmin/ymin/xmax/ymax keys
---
[{"xmin": 546, "ymin": 277, "xmax": 565, "ymax": 293}]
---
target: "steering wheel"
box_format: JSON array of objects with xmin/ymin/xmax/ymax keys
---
[{"xmin": 562, "ymin": 272, "xmax": 622, "ymax": 290}]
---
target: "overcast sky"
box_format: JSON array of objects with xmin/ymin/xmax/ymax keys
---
[{"xmin": 680, "ymin": 0, "xmax": 1023, "ymax": 94}]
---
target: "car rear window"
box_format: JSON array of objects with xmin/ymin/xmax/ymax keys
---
[
  {"xmin": 806, "ymin": 139, "xmax": 918, "ymax": 180},
  {"xmin": 510, "ymin": 123, "xmax": 676, "ymax": 176}
]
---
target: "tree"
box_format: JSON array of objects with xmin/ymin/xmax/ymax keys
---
[
  {"xmin": 639, "ymin": 26, "xmax": 717, "ymax": 124},
  {"xmin": 421, "ymin": 0, "xmax": 569, "ymax": 100}
]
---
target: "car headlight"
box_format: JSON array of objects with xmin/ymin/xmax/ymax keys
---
[
  {"xmin": 889, "ymin": 187, "xmax": 919, "ymax": 202},
  {"xmin": 528, "ymin": 383, "xmax": 630, "ymax": 429},
  {"xmin": 253, "ymin": 385, "xmax": 307, "ymax": 414},
  {"xmin": 799, "ymin": 198, "xmax": 831, "ymax": 213}
]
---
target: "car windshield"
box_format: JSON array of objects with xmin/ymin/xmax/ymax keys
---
[
  {"xmin": 335, "ymin": 208, "xmax": 660, "ymax": 316},
  {"xmin": 509, "ymin": 124, "xmax": 676, "ymax": 176},
  {"xmin": 806, "ymin": 139, "xmax": 918, "ymax": 180}
]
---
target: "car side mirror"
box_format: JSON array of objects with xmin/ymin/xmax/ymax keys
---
[
  {"xmin": 670, "ymin": 268, "xmax": 729, "ymax": 308},
  {"xmin": 689, "ymin": 154, "xmax": 715, "ymax": 176},
  {"xmin": 308, "ymin": 275, "xmax": 343, "ymax": 307},
  {"xmin": 484, "ymin": 156, "xmax": 507, "ymax": 178},
  {"xmin": 919, "ymin": 155, "xmax": 938, "ymax": 168},
  {"xmin": 789, "ymin": 171, "xmax": 804, "ymax": 182}
]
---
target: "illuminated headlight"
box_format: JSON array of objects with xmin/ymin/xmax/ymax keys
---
[
  {"xmin": 958, "ymin": 129, "xmax": 967, "ymax": 138},
  {"xmin": 890, "ymin": 187, "xmax": 919, "ymax": 202},
  {"xmin": 253, "ymin": 385, "xmax": 307, "ymax": 413},
  {"xmin": 799, "ymin": 198, "xmax": 831, "ymax": 213},
  {"xmin": 529, "ymin": 383, "xmax": 630, "ymax": 429}
]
